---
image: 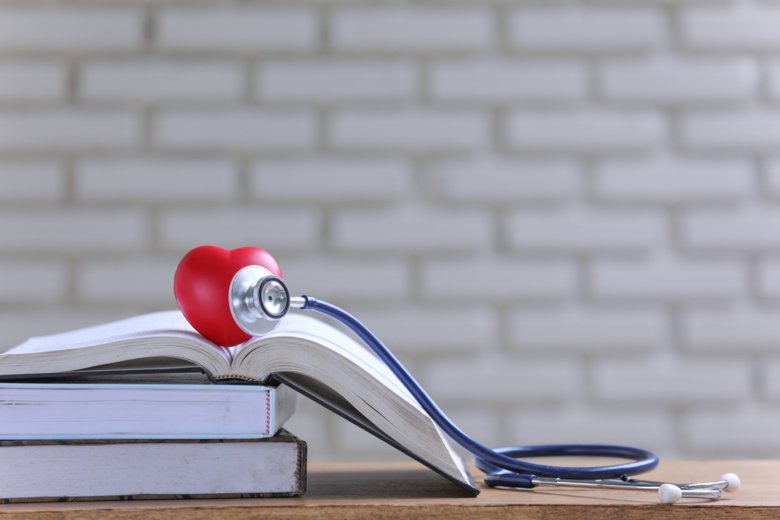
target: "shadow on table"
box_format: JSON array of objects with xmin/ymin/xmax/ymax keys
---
[{"xmin": 305, "ymin": 467, "xmax": 477, "ymax": 499}]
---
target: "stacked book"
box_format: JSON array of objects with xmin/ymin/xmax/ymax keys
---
[
  {"xmin": 0, "ymin": 310, "xmax": 478, "ymax": 502},
  {"xmin": 0, "ymin": 373, "xmax": 306, "ymax": 502}
]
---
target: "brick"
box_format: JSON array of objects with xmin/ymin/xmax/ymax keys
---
[
  {"xmin": 158, "ymin": 208, "xmax": 320, "ymax": 251},
  {"xmin": 506, "ymin": 110, "xmax": 666, "ymax": 151},
  {"xmin": 682, "ymin": 306, "xmax": 780, "ymax": 352},
  {"xmin": 0, "ymin": 61, "xmax": 66, "ymax": 100},
  {"xmin": 595, "ymin": 155, "xmax": 753, "ymax": 202},
  {"xmin": 509, "ymin": 306, "xmax": 668, "ymax": 353},
  {"xmin": 509, "ymin": 408, "xmax": 674, "ymax": 450},
  {"xmin": 682, "ymin": 110, "xmax": 780, "ymax": 150},
  {"xmin": 766, "ymin": 62, "xmax": 780, "ymax": 100},
  {"xmin": 591, "ymin": 256, "xmax": 746, "ymax": 301},
  {"xmin": 76, "ymin": 258, "xmax": 177, "ymax": 305},
  {"xmin": 509, "ymin": 6, "xmax": 665, "ymax": 51},
  {"xmin": 593, "ymin": 356, "xmax": 751, "ymax": 404},
  {"xmin": 758, "ymin": 259, "xmax": 780, "ymax": 298},
  {"xmin": 331, "ymin": 419, "xmax": 405, "ymax": 460},
  {"xmin": 0, "ymin": 160, "xmax": 64, "ymax": 201},
  {"xmin": 280, "ymin": 257, "xmax": 410, "ymax": 301},
  {"xmin": 157, "ymin": 7, "xmax": 316, "ymax": 51},
  {"xmin": 0, "ymin": 261, "xmax": 68, "ymax": 304},
  {"xmin": 282, "ymin": 401, "xmax": 331, "ymax": 462},
  {"xmin": 332, "ymin": 206, "xmax": 492, "ymax": 252},
  {"xmin": 330, "ymin": 109, "xmax": 488, "ymax": 151},
  {"xmin": 0, "ymin": 110, "xmax": 139, "ymax": 151},
  {"xmin": 258, "ymin": 59, "xmax": 416, "ymax": 102},
  {"xmin": 80, "ymin": 60, "xmax": 243, "ymax": 102},
  {"xmin": 421, "ymin": 355, "xmax": 581, "ymax": 403},
  {"xmin": 428, "ymin": 158, "xmax": 581, "ymax": 202},
  {"xmin": 154, "ymin": 109, "xmax": 316, "ymax": 151},
  {"xmin": 0, "ymin": 309, "xmax": 134, "ymax": 352},
  {"xmin": 682, "ymin": 208, "xmax": 780, "ymax": 250},
  {"xmin": 250, "ymin": 157, "xmax": 411, "ymax": 201},
  {"xmin": 423, "ymin": 408, "xmax": 500, "ymax": 448},
  {"xmin": 331, "ymin": 6, "xmax": 493, "ymax": 52},
  {"xmin": 0, "ymin": 209, "xmax": 146, "ymax": 252},
  {"xmin": 682, "ymin": 409, "xmax": 780, "ymax": 455},
  {"xmin": 430, "ymin": 59, "xmax": 586, "ymax": 102},
  {"xmin": 682, "ymin": 5, "xmax": 780, "ymax": 50},
  {"xmin": 763, "ymin": 159, "xmax": 780, "ymax": 198},
  {"xmin": 0, "ymin": 8, "xmax": 141, "ymax": 51},
  {"xmin": 764, "ymin": 361, "xmax": 780, "ymax": 399},
  {"xmin": 422, "ymin": 258, "xmax": 576, "ymax": 301},
  {"xmin": 601, "ymin": 56, "xmax": 757, "ymax": 102},
  {"xmin": 506, "ymin": 208, "xmax": 664, "ymax": 252},
  {"xmin": 352, "ymin": 306, "xmax": 497, "ymax": 354},
  {"xmin": 76, "ymin": 157, "xmax": 237, "ymax": 201}
]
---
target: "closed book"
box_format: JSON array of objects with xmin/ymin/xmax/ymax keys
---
[
  {"xmin": 0, "ymin": 381, "xmax": 297, "ymax": 440},
  {"xmin": 0, "ymin": 430, "xmax": 306, "ymax": 502}
]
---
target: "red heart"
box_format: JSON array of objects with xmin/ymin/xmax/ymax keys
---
[{"xmin": 174, "ymin": 245, "xmax": 283, "ymax": 347}]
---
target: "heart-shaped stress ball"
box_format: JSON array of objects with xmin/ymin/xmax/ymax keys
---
[{"xmin": 174, "ymin": 246, "xmax": 283, "ymax": 347}]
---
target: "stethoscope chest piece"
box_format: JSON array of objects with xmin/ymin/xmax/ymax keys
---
[{"xmin": 229, "ymin": 265, "xmax": 290, "ymax": 337}]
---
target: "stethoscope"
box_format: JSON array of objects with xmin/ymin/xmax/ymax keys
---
[{"xmin": 174, "ymin": 246, "xmax": 741, "ymax": 504}]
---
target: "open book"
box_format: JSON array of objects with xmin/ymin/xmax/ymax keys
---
[{"xmin": 0, "ymin": 310, "xmax": 477, "ymax": 496}]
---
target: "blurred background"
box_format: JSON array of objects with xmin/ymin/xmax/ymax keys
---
[{"xmin": 0, "ymin": 0, "xmax": 778, "ymax": 461}]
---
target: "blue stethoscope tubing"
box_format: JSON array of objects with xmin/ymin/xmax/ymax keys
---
[{"xmin": 300, "ymin": 295, "xmax": 660, "ymax": 487}]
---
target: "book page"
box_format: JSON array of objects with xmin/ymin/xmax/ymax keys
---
[
  {"xmin": 240, "ymin": 313, "xmax": 419, "ymax": 408},
  {"xmin": 0, "ymin": 311, "xmax": 232, "ymax": 376},
  {"xmin": 9, "ymin": 311, "xmax": 205, "ymax": 354}
]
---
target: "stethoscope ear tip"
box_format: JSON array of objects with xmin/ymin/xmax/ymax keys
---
[
  {"xmin": 658, "ymin": 484, "xmax": 683, "ymax": 504},
  {"xmin": 722, "ymin": 473, "xmax": 741, "ymax": 492}
]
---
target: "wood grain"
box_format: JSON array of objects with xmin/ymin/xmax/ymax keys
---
[{"xmin": 0, "ymin": 460, "xmax": 776, "ymax": 519}]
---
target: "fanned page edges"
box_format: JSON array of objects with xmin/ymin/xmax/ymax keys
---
[
  {"xmin": 0, "ymin": 311, "xmax": 231, "ymax": 378},
  {"xmin": 0, "ymin": 310, "xmax": 472, "ymax": 489}
]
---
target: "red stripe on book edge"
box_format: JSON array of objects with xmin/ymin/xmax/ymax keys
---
[{"xmin": 266, "ymin": 390, "xmax": 271, "ymax": 434}]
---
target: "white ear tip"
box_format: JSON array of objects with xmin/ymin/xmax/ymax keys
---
[
  {"xmin": 721, "ymin": 473, "xmax": 741, "ymax": 492},
  {"xmin": 658, "ymin": 483, "xmax": 683, "ymax": 504}
]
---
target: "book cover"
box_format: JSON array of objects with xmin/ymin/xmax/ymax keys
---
[{"xmin": 0, "ymin": 430, "xmax": 306, "ymax": 502}]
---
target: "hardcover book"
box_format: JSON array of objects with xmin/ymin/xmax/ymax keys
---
[
  {"xmin": 0, "ymin": 310, "xmax": 478, "ymax": 495},
  {"xmin": 0, "ymin": 379, "xmax": 296, "ymax": 440},
  {"xmin": 0, "ymin": 430, "xmax": 306, "ymax": 502}
]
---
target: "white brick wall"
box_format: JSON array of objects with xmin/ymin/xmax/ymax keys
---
[
  {"xmin": 331, "ymin": 6, "xmax": 494, "ymax": 52},
  {"xmin": 600, "ymin": 56, "xmax": 758, "ymax": 103},
  {"xmin": 509, "ymin": 306, "xmax": 668, "ymax": 353},
  {"xmin": 0, "ymin": 61, "xmax": 66, "ymax": 100},
  {"xmin": 0, "ymin": 110, "xmax": 139, "ymax": 150},
  {"xmin": 0, "ymin": 8, "xmax": 141, "ymax": 51},
  {"xmin": 594, "ymin": 155, "xmax": 753, "ymax": 202},
  {"xmin": 0, "ymin": 160, "xmax": 64, "ymax": 201},
  {"xmin": 506, "ymin": 110, "xmax": 666, "ymax": 151},
  {"xmin": 257, "ymin": 60, "xmax": 417, "ymax": 102},
  {"xmin": 0, "ymin": 0, "xmax": 778, "ymax": 463},
  {"xmin": 509, "ymin": 6, "xmax": 666, "ymax": 51},
  {"xmin": 330, "ymin": 109, "xmax": 489, "ymax": 151},
  {"xmin": 157, "ymin": 7, "xmax": 316, "ymax": 51},
  {"xmin": 430, "ymin": 60, "xmax": 586, "ymax": 102},
  {"xmin": 428, "ymin": 158, "xmax": 581, "ymax": 202},
  {"xmin": 154, "ymin": 109, "xmax": 316, "ymax": 150},
  {"xmin": 506, "ymin": 208, "xmax": 665, "ymax": 252},
  {"xmin": 81, "ymin": 61, "xmax": 244, "ymax": 102}
]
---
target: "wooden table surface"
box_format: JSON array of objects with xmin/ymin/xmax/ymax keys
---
[{"xmin": 0, "ymin": 460, "xmax": 777, "ymax": 519}]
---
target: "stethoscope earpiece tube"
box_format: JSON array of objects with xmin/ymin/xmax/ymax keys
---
[{"xmin": 300, "ymin": 296, "xmax": 660, "ymax": 482}]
